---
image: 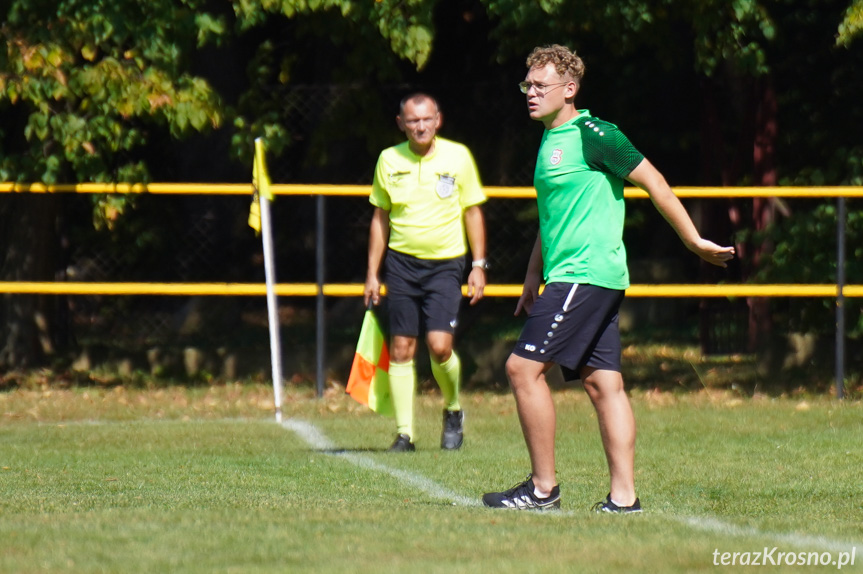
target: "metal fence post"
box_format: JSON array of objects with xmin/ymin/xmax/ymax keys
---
[
  {"xmin": 316, "ymin": 194, "xmax": 326, "ymax": 398},
  {"xmin": 836, "ymin": 196, "xmax": 846, "ymax": 399}
]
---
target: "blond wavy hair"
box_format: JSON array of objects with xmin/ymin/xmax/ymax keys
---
[{"xmin": 526, "ymin": 44, "xmax": 585, "ymax": 87}]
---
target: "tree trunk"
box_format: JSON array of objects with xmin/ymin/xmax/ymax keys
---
[
  {"xmin": 748, "ymin": 76, "xmax": 778, "ymax": 358},
  {"xmin": 0, "ymin": 194, "xmax": 61, "ymax": 369},
  {"xmin": 697, "ymin": 74, "xmax": 780, "ymax": 357},
  {"xmin": 698, "ymin": 76, "xmax": 746, "ymax": 353}
]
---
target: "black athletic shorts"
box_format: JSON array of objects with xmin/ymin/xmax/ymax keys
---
[
  {"xmin": 512, "ymin": 283, "xmax": 625, "ymax": 380},
  {"xmin": 384, "ymin": 249, "xmax": 465, "ymax": 337}
]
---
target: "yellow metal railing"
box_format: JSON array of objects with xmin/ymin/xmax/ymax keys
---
[
  {"xmin": 1, "ymin": 183, "xmax": 860, "ymax": 297},
  {"xmin": 3, "ymin": 182, "xmax": 863, "ymax": 197},
  {"xmin": 1, "ymin": 282, "xmax": 862, "ymax": 298},
  {"xmin": 3, "ymin": 182, "xmax": 859, "ymax": 398}
]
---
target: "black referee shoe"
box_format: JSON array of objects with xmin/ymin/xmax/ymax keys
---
[
  {"xmin": 441, "ymin": 409, "xmax": 464, "ymax": 450},
  {"xmin": 387, "ymin": 433, "xmax": 415, "ymax": 452}
]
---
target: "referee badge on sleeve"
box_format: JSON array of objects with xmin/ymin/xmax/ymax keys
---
[{"xmin": 436, "ymin": 174, "xmax": 455, "ymax": 199}]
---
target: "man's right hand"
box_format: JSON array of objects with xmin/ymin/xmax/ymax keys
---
[
  {"xmin": 364, "ymin": 276, "xmax": 381, "ymax": 307},
  {"xmin": 514, "ymin": 274, "xmax": 541, "ymax": 316}
]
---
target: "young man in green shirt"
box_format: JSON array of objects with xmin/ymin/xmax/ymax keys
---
[
  {"xmin": 365, "ymin": 93, "xmax": 488, "ymax": 452},
  {"xmin": 483, "ymin": 45, "xmax": 735, "ymax": 511}
]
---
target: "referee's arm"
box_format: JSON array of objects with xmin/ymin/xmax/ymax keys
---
[
  {"xmin": 464, "ymin": 205, "xmax": 487, "ymax": 305},
  {"xmin": 365, "ymin": 207, "xmax": 390, "ymax": 306}
]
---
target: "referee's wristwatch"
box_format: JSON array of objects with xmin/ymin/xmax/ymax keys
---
[{"xmin": 471, "ymin": 258, "xmax": 490, "ymax": 271}]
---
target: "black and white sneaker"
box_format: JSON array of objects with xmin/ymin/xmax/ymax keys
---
[
  {"xmin": 592, "ymin": 494, "xmax": 642, "ymax": 514},
  {"xmin": 387, "ymin": 433, "xmax": 415, "ymax": 452},
  {"xmin": 441, "ymin": 409, "xmax": 464, "ymax": 450},
  {"xmin": 482, "ymin": 475, "xmax": 561, "ymax": 510}
]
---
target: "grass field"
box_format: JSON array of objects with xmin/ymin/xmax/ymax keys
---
[{"xmin": 1, "ymin": 380, "xmax": 861, "ymax": 573}]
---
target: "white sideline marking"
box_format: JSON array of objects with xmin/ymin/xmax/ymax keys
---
[
  {"xmin": 281, "ymin": 418, "xmax": 478, "ymax": 507},
  {"xmin": 281, "ymin": 417, "xmax": 859, "ymax": 552},
  {"xmin": 51, "ymin": 418, "xmax": 861, "ymax": 553},
  {"xmin": 675, "ymin": 516, "xmax": 860, "ymax": 554}
]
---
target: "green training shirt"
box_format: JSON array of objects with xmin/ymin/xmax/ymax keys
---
[
  {"xmin": 533, "ymin": 110, "xmax": 645, "ymax": 289},
  {"xmin": 371, "ymin": 137, "xmax": 486, "ymax": 259}
]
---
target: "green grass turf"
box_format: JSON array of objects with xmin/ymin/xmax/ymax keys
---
[{"xmin": 0, "ymin": 383, "xmax": 860, "ymax": 573}]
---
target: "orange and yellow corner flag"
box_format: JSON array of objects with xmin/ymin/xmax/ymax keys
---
[
  {"xmin": 346, "ymin": 308, "xmax": 393, "ymax": 416},
  {"xmin": 248, "ymin": 138, "xmax": 273, "ymax": 234}
]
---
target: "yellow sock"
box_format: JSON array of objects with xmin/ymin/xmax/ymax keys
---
[
  {"xmin": 430, "ymin": 352, "xmax": 461, "ymax": 411},
  {"xmin": 388, "ymin": 360, "xmax": 415, "ymax": 439}
]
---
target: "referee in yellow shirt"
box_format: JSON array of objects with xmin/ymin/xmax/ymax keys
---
[{"xmin": 364, "ymin": 93, "xmax": 488, "ymax": 452}]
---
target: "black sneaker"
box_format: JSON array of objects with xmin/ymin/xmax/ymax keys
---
[
  {"xmin": 387, "ymin": 433, "xmax": 415, "ymax": 452},
  {"xmin": 482, "ymin": 475, "xmax": 561, "ymax": 510},
  {"xmin": 441, "ymin": 409, "xmax": 464, "ymax": 450},
  {"xmin": 592, "ymin": 493, "xmax": 642, "ymax": 514}
]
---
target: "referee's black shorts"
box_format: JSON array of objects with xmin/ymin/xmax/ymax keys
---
[
  {"xmin": 384, "ymin": 249, "xmax": 465, "ymax": 337},
  {"xmin": 511, "ymin": 283, "xmax": 625, "ymax": 381}
]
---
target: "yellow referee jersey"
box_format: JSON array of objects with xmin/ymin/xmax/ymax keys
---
[{"xmin": 370, "ymin": 137, "xmax": 486, "ymax": 259}]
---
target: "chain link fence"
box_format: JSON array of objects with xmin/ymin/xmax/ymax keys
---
[{"xmin": 2, "ymin": 84, "xmax": 732, "ymax": 383}]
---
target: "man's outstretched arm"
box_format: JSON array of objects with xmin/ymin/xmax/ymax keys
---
[{"xmin": 627, "ymin": 159, "xmax": 735, "ymax": 267}]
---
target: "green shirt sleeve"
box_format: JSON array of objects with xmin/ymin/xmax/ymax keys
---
[{"xmin": 579, "ymin": 118, "xmax": 645, "ymax": 179}]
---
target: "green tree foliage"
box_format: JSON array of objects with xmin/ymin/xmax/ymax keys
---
[
  {"xmin": 228, "ymin": 0, "xmax": 437, "ymax": 168},
  {"xmin": 0, "ymin": 0, "xmax": 439, "ymax": 368},
  {"xmin": 0, "ymin": 0, "xmax": 224, "ymax": 187},
  {"xmin": 478, "ymin": 0, "xmax": 863, "ymax": 352},
  {"xmin": 0, "ymin": 0, "xmax": 227, "ymax": 367},
  {"xmin": 1, "ymin": 0, "xmax": 862, "ymax": 369},
  {"xmin": 482, "ymin": 0, "xmax": 775, "ymax": 71},
  {"xmin": 751, "ymin": 201, "xmax": 863, "ymax": 337},
  {"xmin": 837, "ymin": 0, "xmax": 863, "ymax": 46},
  {"xmin": 232, "ymin": 0, "xmax": 435, "ymax": 68}
]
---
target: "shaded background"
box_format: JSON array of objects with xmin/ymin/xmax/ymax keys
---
[{"xmin": 1, "ymin": 0, "xmax": 861, "ymax": 390}]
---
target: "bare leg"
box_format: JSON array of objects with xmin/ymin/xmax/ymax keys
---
[
  {"xmin": 581, "ymin": 366, "xmax": 636, "ymax": 506},
  {"xmin": 506, "ymin": 353, "xmax": 557, "ymax": 496},
  {"xmin": 425, "ymin": 331, "xmax": 453, "ymax": 363},
  {"xmin": 391, "ymin": 335, "xmax": 418, "ymax": 363}
]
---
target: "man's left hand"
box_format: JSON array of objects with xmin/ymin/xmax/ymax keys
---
[{"xmin": 467, "ymin": 267, "xmax": 486, "ymax": 305}]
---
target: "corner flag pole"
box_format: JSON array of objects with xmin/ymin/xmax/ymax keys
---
[
  {"xmin": 253, "ymin": 137, "xmax": 284, "ymax": 422},
  {"xmin": 261, "ymin": 191, "xmax": 284, "ymax": 422}
]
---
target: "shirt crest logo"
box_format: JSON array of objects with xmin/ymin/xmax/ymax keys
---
[
  {"xmin": 550, "ymin": 149, "xmax": 563, "ymax": 165},
  {"xmin": 436, "ymin": 174, "xmax": 455, "ymax": 199}
]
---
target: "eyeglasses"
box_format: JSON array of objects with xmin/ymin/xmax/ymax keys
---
[{"xmin": 518, "ymin": 81, "xmax": 568, "ymax": 95}]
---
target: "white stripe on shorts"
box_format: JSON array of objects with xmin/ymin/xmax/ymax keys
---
[{"xmin": 561, "ymin": 283, "xmax": 579, "ymax": 312}]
